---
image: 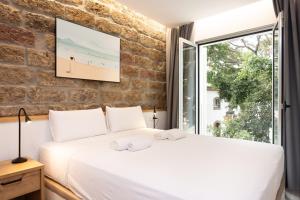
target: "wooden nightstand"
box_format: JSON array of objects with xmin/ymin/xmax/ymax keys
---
[{"xmin": 0, "ymin": 159, "xmax": 44, "ymax": 200}]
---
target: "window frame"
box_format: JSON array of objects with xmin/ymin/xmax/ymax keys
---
[{"xmin": 196, "ymin": 26, "xmax": 274, "ymax": 140}]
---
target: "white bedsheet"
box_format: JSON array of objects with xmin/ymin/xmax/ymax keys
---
[{"xmin": 40, "ymin": 128, "xmax": 284, "ymax": 200}]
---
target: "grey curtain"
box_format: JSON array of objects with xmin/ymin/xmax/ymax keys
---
[
  {"xmin": 273, "ymin": 0, "xmax": 300, "ymax": 190},
  {"xmin": 166, "ymin": 23, "xmax": 194, "ymax": 129},
  {"xmin": 179, "ymin": 22, "xmax": 194, "ymax": 39}
]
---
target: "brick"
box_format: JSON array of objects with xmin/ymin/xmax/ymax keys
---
[
  {"xmin": 131, "ymin": 79, "xmax": 147, "ymax": 90},
  {"xmin": 134, "ymin": 55, "xmax": 152, "ymax": 68},
  {"xmin": 149, "ymin": 30, "xmax": 166, "ymax": 42},
  {"xmin": 0, "ymin": 0, "xmax": 9, "ymax": 4},
  {"xmin": 148, "ymin": 49, "xmax": 165, "ymax": 62},
  {"xmin": 75, "ymin": 79, "xmax": 100, "ymax": 89},
  {"xmin": 85, "ymin": 0, "xmax": 110, "ymax": 17},
  {"xmin": 100, "ymin": 0, "xmax": 122, "ymax": 10},
  {"xmin": 0, "ymin": 106, "xmax": 20, "ymax": 116},
  {"xmin": 36, "ymin": 70, "xmax": 77, "ymax": 87},
  {"xmin": 81, "ymin": 104, "xmax": 102, "ymax": 110},
  {"xmin": 12, "ymin": 0, "xmax": 65, "ymax": 17},
  {"xmin": 144, "ymin": 91, "xmax": 166, "ymax": 109},
  {"xmin": 121, "ymin": 65, "xmax": 138, "ymax": 78},
  {"xmin": 121, "ymin": 39, "xmax": 143, "ymax": 55},
  {"xmin": 64, "ymin": 6, "xmax": 95, "ymax": 27},
  {"xmin": 123, "ymin": 91, "xmax": 143, "ymax": 104},
  {"xmin": 95, "ymin": 17, "xmax": 121, "ymax": 36},
  {"xmin": 45, "ymin": 34, "xmax": 55, "ymax": 50},
  {"xmin": 27, "ymin": 49, "xmax": 55, "ymax": 69},
  {"xmin": 111, "ymin": 10, "xmax": 132, "ymax": 26},
  {"xmin": 27, "ymin": 87, "xmax": 66, "ymax": 103},
  {"xmin": 0, "ymin": 105, "xmax": 50, "ymax": 116},
  {"xmin": 0, "ymin": 104, "xmax": 75, "ymax": 116},
  {"xmin": 144, "ymin": 27, "xmax": 166, "ymax": 42},
  {"xmin": 48, "ymin": 104, "xmax": 88, "ymax": 111},
  {"xmin": 155, "ymin": 72, "xmax": 166, "ymax": 82},
  {"xmin": 0, "ymin": 86, "xmax": 26, "ymax": 104},
  {"xmin": 100, "ymin": 77, "xmax": 129, "ymax": 91},
  {"xmin": 155, "ymin": 40, "xmax": 166, "ymax": 52},
  {"xmin": 121, "ymin": 52, "xmax": 134, "ymax": 65},
  {"xmin": 144, "ymin": 92, "xmax": 158, "ymax": 102},
  {"xmin": 140, "ymin": 69, "xmax": 155, "ymax": 80},
  {"xmin": 0, "ymin": 3, "xmax": 21, "ymax": 25},
  {"xmin": 69, "ymin": 89, "xmax": 97, "ymax": 103},
  {"xmin": 24, "ymin": 12, "xmax": 55, "ymax": 33},
  {"xmin": 132, "ymin": 20, "xmax": 166, "ymax": 42},
  {"xmin": 120, "ymin": 27, "xmax": 138, "ymax": 41},
  {"xmin": 0, "ymin": 23, "xmax": 35, "ymax": 46},
  {"xmin": 122, "ymin": 40, "xmax": 152, "ymax": 60},
  {"xmin": 100, "ymin": 90, "xmax": 123, "ymax": 102},
  {"xmin": 153, "ymin": 62, "xmax": 166, "ymax": 72},
  {"xmin": 56, "ymin": 0, "xmax": 82, "ymax": 5},
  {"xmin": 149, "ymin": 81, "xmax": 165, "ymax": 92},
  {"xmin": 157, "ymin": 94, "xmax": 167, "ymax": 109},
  {"xmin": 139, "ymin": 34, "xmax": 157, "ymax": 49},
  {"xmin": 122, "ymin": 40, "xmax": 165, "ymax": 63},
  {"xmin": 0, "ymin": 65, "xmax": 34, "ymax": 85},
  {"xmin": 0, "ymin": 44, "xmax": 24, "ymax": 64}
]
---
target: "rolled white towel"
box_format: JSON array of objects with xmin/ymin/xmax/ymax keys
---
[
  {"xmin": 154, "ymin": 132, "xmax": 168, "ymax": 140},
  {"xmin": 166, "ymin": 132, "xmax": 186, "ymax": 141},
  {"xmin": 128, "ymin": 136, "xmax": 153, "ymax": 152},
  {"xmin": 155, "ymin": 129, "xmax": 187, "ymax": 141},
  {"xmin": 111, "ymin": 135, "xmax": 153, "ymax": 151},
  {"xmin": 110, "ymin": 137, "xmax": 132, "ymax": 151}
]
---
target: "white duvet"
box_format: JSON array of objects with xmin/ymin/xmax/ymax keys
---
[{"xmin": 40, "ymin": 128, "xmax": 284, "ymax": 200}]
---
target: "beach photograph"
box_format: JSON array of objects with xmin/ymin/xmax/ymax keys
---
[{"xmin": 56, "ymin": 18, "xmax": 120, "ymax": 82}]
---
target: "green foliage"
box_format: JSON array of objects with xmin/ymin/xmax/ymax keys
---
[{"xmin": 207, "ymin": 34, "xmax": 272, "ymax": 143}]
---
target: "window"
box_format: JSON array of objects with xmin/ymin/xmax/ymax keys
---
[
  {"xmin": 199, "ymin": 31, "xmax": 273, "ymax": 143},
  {"xmin": 213, "ymin": 97, "xmax": 221, "ymax": 110}
]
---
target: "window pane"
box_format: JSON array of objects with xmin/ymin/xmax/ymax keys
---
[
  {"xmin": 182, "ymin": 43, "xmax": 196, "ymax": 131},
  {"xmin": 200, "ymin": 31, "xmax": 273, "ymax": 143}
]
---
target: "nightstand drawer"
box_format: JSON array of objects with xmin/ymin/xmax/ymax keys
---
[{"xmin": 0, "ymin": 170, "xmax": 41, "ymax": 199}]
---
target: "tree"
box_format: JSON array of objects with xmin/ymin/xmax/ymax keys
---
[{"xmin": 207, "ymin": 33, "xmax": 272, "ymax": 143}]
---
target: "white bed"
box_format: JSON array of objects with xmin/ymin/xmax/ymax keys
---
[{"xmin": 40, "ymin": 128, "xmax": 284, "ymax": 200}]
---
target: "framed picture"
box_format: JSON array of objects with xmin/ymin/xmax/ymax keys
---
[{"xmin": 56, "ymin": 18, "xmax": 120, "ymax": 82}]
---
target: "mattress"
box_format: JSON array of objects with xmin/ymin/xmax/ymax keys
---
[{"xmin": 40, "ymin": 128, "xmax": 284, "ymax": 200}]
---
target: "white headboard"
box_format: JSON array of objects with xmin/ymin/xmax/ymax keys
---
[{"xmin": 0, "ymin": 111, "xmax": 167, "ymax": 161}]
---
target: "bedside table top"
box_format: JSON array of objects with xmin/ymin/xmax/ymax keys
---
[{"xmin": 0, "ymin": 159, "xmax": 44, "ymax": 179}]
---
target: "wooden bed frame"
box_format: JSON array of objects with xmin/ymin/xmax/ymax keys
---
[
  {"xmin": 45, "ymin": 177, "xmax": 80, "ymax": 200},
  {"xmin": 45, "ymin": 176, "xmax": 285, "ymax": 200}
]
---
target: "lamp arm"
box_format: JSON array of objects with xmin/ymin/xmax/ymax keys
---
[
  {"xmin": 12, "ymin": 108, "xmax": 30, "ymax": 164},
  {"xmin": 18, "ymin": 108, "xmax": 29, "ymax": 119},
  {"xmin": 17, "ymin": 108, "xmax": 29, "ymax": 158}
]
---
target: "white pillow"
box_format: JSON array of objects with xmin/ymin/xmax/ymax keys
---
[
  {"xmin": 106, "ymin": 106, "xmax": 147, "ymax": 132},
  {"xmin": 49, "ymin": 108, "xmax": 107, "ymax": 142}
]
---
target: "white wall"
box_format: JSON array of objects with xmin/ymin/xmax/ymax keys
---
[
  {"xmin": 206, "ymin": 91, "xmax": 228, "ymax": 135},
  {"xmin": 192, "ymin": 0, "xmax": 276, "ymax": 42},
  {"xmin": 143, "ymin": 111, "xmax": 167, "ymax": 130},
  {"xmin": 0, "ymin": 111, "xmax": 167, "ymax": 161}
]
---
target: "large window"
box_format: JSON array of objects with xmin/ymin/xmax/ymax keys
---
[{"xmin": 199, "ymin": 31, "xmax": 274, "ymax": 143}]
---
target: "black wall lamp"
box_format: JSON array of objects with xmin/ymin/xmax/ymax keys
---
[
  {"xmin": 153, "ymin": 106, "xmax": 158, "ymax": 129},
  {"xmin": 12, "ymin": 108, "xmax": 31, "ymax": 164}
]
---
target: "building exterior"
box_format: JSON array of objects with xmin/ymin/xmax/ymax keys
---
[{"xmin": 206, "ymin": 87, "xmax": 229, "ymax": 135}]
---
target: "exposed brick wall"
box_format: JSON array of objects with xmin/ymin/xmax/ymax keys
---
[{"xmin": 0, "ymin": 0, "xmax": 166, "ymax": 116}]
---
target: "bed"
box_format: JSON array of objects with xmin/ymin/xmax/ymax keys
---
[{"xmin": 40, "ymin": 128, "xmax": 284, "ymax": 200}]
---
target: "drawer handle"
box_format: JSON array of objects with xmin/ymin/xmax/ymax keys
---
[{"xmin": 1, "ymin": 178, "xmax": 22, "ymax": 186}]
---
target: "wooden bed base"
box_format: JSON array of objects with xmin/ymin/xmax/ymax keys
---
[
  {"xmin": 45, "ymin": 177, "xmax": 80, "ymax": 200},
  {"xmin": 45, "ymin": 176, "xmax": 285, "ymax": 200}
]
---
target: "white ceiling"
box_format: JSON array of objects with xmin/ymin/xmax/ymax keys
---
[{"xmin": 116, "ymin": 0, "xmax": 261, "ymax": 27}]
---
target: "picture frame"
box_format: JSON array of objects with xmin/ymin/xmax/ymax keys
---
[{"xmin": 55, "ymin": 18, "xmax": 120, "ymax": 82}]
